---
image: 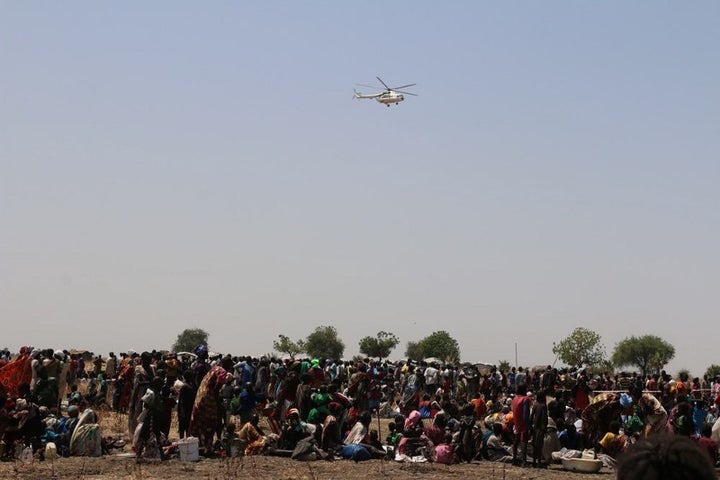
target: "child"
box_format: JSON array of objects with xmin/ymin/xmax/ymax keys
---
[{"xmin": 386, "ymin": 422, "xmax": 402, "ymax": 446}]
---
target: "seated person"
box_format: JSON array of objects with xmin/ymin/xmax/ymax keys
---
[
  {"xmin": 486, "ymin": 422, "xmax": 513, "ymax": 463},
  {"xmin": 385, "ymin": 421, "xmax": 402, "ymax": 447},
  {"xmin": 433, "ymin": 433, "xmax": 456, "ymax": 464},
  {"xmin": 277, "ymin": 408, "xmax": 315, "ymax": 451},
  {"xmin": 558, "ymin": 423, "xmax": 584, "ymax": 450},
  {"xmin": 321, "ymin": 402, "xmax": 343, "ymax": 451},
  {"xmin": 597, "ymin": 420, "xmax": 628, "ymax": 459}
]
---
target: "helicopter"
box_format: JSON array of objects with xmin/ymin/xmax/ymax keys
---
[{"xmin": 353, "ymin": 76, "xmax": 417, "ymax": 106}]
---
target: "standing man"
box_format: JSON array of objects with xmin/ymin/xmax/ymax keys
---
[
  {"xmin": 424, "ymin": 362, "xmax": 439, "ymax": 396},
  {"xmin": 512, "ymin": 384, "xmax": 532, "ymax": 467}
]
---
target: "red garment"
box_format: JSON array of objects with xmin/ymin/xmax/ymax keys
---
[
  {"xmin": 512, "ymin": 395, "xmax": 531, "ymax": 433},
  {"xmin": 471, "ymin": 397, "xmax": 487, "ymax": 419},
  {"xmin": 0, "ymin": 354, "xmax": 31, "ymax": 398},
  {"xmin": 424, "ymin": 424, "xmax": 444, "ymax": 446},
  {"xmin": 309, "ymin": 367, "xmax": 325, "ymax": 389},
  {"xmin": 574, "ymin": 384, "xmax": 590, "ymax": 411}
]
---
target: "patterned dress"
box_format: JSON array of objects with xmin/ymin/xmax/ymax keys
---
[{"xmin": 189, "ymin": 366, "xmax": 230, "ymax": 452}]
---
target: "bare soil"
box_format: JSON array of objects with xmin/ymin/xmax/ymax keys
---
[{"xmin": 1, "ymin": 455, "xmax": 614, "ymax": 480}]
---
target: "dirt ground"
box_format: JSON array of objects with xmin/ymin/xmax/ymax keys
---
[{"xmin": 1, "ymin": 455, "xmax": 614, "ymax": 480}]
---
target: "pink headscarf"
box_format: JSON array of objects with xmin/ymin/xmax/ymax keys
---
[{"xmin": 404, "ymin": 410, "xmax": 421, "ymax": 431}]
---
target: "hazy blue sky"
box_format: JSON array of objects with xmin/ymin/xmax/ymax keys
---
[{"xmin": 2, "ymin": 2, "xmax": 718, "ymax": 375}]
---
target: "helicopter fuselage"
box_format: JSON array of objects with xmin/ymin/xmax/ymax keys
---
[{"xmin": 376, "ymin": 92, "xmax": 404, "ymax": 105}]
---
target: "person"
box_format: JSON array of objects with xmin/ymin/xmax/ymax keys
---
[
  {"xmin": 514, "ymin": 367, "xmax": 527, "ymax": 392},
  {"xmin": 134, "ymin": 376, "xmax": 168, "ymax": 461},
  {"xmin": 616, "ymin": 434, "xmax": 716, "ymax": 480},
  {"xmin": 345, "ymin": 410, "xmax": 371, "ymax": 445},
  {"xmin": 189, "ymin": 365, "xmax": 231, "ymax": 456},
  {"xmin": 320, "ymin": 402, "xmax": 343, "ymax": 451},
  {"xmin": 53, "ymin": 404, "xmax": 81, "ymax": 457},
  {"xmin": 177, "ymin": 370, "xmax": 196, "ymax": 439},
  {"xmin": 104, "ymin": 352, "xmax": 117, "ymax": 380},
  {"xmin": 597, "ymin": 420, "xmax": 627, "ymax": 459},
  {"xmin": 558, "ymin": 423, "xmax": 584, "ymax": 450},
  {"xmin": 69, "ymin": 405, "xmax": 103, "ymax": 457},
  {"xmin": 456, "ymin": 403, "xmax": 477, "ymax": 462},
  {"xmin": 693, "ymin": 399, "xmax": 709, "ymax": 437},
  {"xmin": 581, "ymin": 391, "xmax": 627, "ymax": 446},
  {"xmin": 163, "ymin": 353, "xmax": 179, "ymax": 384},
  {"xmin": 630, "ymin": 386, "xmax": 668, "ymax": 438},
  {"xmin": 385, "ymin": 421, "xmax": 402, "ymax": 447},
  {"xmin": 668, "ymin": 396, "xmax": 695, "ymax": 436},
  {"xmin": 512, "ymin": 385, "xmax": 531, "ymax": 466},
  {"xmin": 424, "ymin": 363, "xmax": 439, "ymax": 393},
  {"xmin": 531, "ymin": 390, "xmax": 548, "ymax": 468},
  {"xmin": 237, "ymin": 413, "xmax": 267, "ymax": 455},
  {"xmin": 400, "ymin": 367, "xmax": 420, "ymax": 415},
  {"xmin": 486, "ymin": 422, "xmax": 514, "ymax": 463},
  {"xmin": 424, "ymin": 412, "xmax": 446, "ymax": 446},
  {"xmin": 433, "ymin": 433, "xmax": 456, "ymax": 464},
  {"xmin": 127, "ymin": 352, "xmax": 153, "ymax": 438},
  {"xmin": 92, "ymin": 355, "xmax": 103, "ymax": 378},
  {"xmin": 30, "ymin": 350, "xmax": 43, "ymax": 391},
  {"xmin": 114, "ymin": 358, "xmax": 135, "ymax": 413},
  {"xmin": 278, "ymin": 408, "xmax": 314, "ymax": 450},
  {"xmin": 308, "ymin": 384, "xmax": 331, "ymax": 425}
]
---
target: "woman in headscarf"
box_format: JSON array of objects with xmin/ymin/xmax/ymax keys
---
[
  {"xmin": 581, "ymin": 392, "xmax": 629, "ymax": 446},
  {"xmin": 629, "ymin": 386, "xmax": 667, "ymax": 438},
  {"xmin": 115, "ymin": 360, "xmax": 135, "ymax": 413},
  {"xmin": 70, "ymin": 406, "xmax": 102, "ymax": 457},
  {"xmin": 400, "ymin": 367, "xmax": 420, "ymax": 415},
  {"xmin": 189, "ymin": 365, "xmax": 231, "ymax": 455}
]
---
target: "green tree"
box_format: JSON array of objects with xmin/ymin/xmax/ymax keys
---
[
  {"xmin": 498, "ymin": 360, "xmax": 511, "ymax": 373},
  {"xmin": 611, "ymin": 335, "xmax": 675, "ymax": 377},
  {"xmin": 415, "ymin": 331, "xmax": 461, "ymax": 363},
  {"xmin": 304, "ymin": 325, "xmax": 345, "ymax": 360},
  {"xmin": 358, "ymin": 331, "xmax": 400, "ymax": 360},
  {"xmin": 171, "ymin": 328, "xmax": 209, "ymax": 353},
  {"xmin": 405, "ymin": 341, "xmax": 424, "ymax": 361},
  {"xmin": 273, "ymin": 334, "xmax": 306, "ymax": 359},
  {"xmin": 705, "ymin": 364, "xmax": 720, "ymax": 379},
  {"xmin": 552, "ymin": 327, "xmax": 606, "ymax": 369}
]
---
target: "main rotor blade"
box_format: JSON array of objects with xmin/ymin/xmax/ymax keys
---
[
  {"xmin": 395, "ymin": 90, "xmax": 418, "ymax": 96},
  {"xmin": 356, "ymin": 83, "xmax": 381, "ymax": 90},
  {"xmin": 392, "ymin": 83, "xmax": 416, "ymax": 90},
  {"xmin": 376, "ymin": 76, "xmax": 390, "ymax": 90}
]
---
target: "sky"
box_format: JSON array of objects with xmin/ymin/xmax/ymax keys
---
[{"xmin": 1, "ymin": 2, "xmax": 719, "ymax": 376}]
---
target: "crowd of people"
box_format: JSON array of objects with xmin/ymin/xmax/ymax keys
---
[{"xmin": 1, "ymin": 345, "xmax": 719, "ymax": 478}]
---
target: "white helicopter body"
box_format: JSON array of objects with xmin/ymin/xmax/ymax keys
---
[{"xmin": 353, "ymin": 77, "xmax": 416, "ymax": 106}]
